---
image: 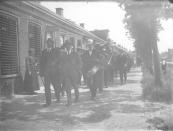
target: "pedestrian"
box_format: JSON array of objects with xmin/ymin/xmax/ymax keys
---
[
  {"xmin": 161, "ymin": 59, "xmax": 167, "ymax": 74},
  {"xmin": 141, "ymin": 60, "xmax": 146, "ymax": 72},
  {"xmin": 39, "ymin": 38, "xmax": 62, "ymax": 107},
  {"xmin": 60, "ymin": 40, "xmax": 82, "ymax": 106},
  {"xmin": 117, "ymin": 52, "xmax": 128, "ymax": 85},
  {"xmin": 23, "ymin": 48, "xmax": 40, "ymax": 95}
]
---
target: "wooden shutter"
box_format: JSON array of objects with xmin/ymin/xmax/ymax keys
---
[
  {"xmin": 0, "ymin": 14, "xmax": 18, "ymax": 76},
  {"xmin": 28, "ymin": 22, "xmax": 41, "ymax": 70}
]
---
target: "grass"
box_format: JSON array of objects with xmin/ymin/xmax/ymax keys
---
[
  {"xmin": 141, "ymin": 67, "xmax": 173, "ymax": 131},
  {"xmin": 141, "ymin": 67, "xmax": 173, "ymax": 103}
]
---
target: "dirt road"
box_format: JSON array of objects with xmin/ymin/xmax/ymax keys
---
[{"xmin": 0, "ymin": 68, "xmax": 171, "ymax": 131}]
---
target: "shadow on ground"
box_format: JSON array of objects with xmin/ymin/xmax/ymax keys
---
[
  {"xmin": 1, "ymin": 86, "xmax": 161, "ymax": 127},
  {"xmin": 1, "ymin": 68, "xmax": 161, "ymax": 130}
]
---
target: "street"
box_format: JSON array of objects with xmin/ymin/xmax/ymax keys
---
[{"xmin": 0, "ymin": 68, "xmax": 171, "ymax": 131}]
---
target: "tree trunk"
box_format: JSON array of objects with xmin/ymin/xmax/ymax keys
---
[
  {"xmin": 152, "ymin": 40, "xmax": 162, "ymax": 86},
  {"xmin": 148, "ymin": 47, "xmax": 154, "ymax": 75}
]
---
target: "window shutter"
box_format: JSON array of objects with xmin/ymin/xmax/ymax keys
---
[
  {"xmin": 0, "ymin": 14, "xmax": 18, "ymax": 76},
  {"xmin": 28, "ymin": 22, "xmax": 41, "ymax": 70}
]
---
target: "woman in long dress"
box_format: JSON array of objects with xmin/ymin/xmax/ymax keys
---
[{"xmin": 23, "ymin": 48, "xmax": 40, "ymax": 95}]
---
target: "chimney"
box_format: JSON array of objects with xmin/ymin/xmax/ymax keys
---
[
  {"xmin": 55, "ymin": 8, "xmax": 63, "ymax": 17},
  {"xmin": 80, "ymin": 23, "xmax": 84, "ymax": 28}
]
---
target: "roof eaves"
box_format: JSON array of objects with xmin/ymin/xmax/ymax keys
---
[{"xmin": 24, "ymin": 1, "xmax": 105, "ymax": 43}]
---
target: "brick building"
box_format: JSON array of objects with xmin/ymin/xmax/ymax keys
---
[{"xmin": 0, "ymin": 1, "xmax": 105, "ymax": 94}]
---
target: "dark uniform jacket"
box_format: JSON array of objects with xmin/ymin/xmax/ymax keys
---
[
  {"xmin": 116, "ymin": 53, "xmax": 128, "ymax": 71},
  {"xmin": 60, "ymin": 50, "xmax": 82, "ymax": 80},
  {"xmin": 39, "ymin": 47, "xmax": 61, "ymax": 77},
  {"xmin": 82, "ymin": 49, "xmax": 101, "ymax": 74}
]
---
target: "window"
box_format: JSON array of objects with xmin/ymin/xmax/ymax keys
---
[
  {"xmin": 69, "ymin": 37, "xmax": 75, "ymax": 50},
  {"xmin": 28, "ymin": 22, "xmax": 41, "ymax": 70},
  {"xmin": 77, "ymin": 39, "xmax": 82, "ymax": 48},
  {"xmin": 0, "ymin": 13, "xmax": 19, "ymax": 77},
  {"xmin": 60, "ymin": 34, "xmax": 65, "ymax": 46}
]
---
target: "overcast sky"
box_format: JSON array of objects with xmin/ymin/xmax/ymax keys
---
[{"xmin": 41, "ymin": 2, "xmax": 173, "ymax": 53}]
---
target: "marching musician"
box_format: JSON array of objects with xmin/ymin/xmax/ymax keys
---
[{"xmin": 82, "ymin": 39, "xmax": 101, "ymax": 101}]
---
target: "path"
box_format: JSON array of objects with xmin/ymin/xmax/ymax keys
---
[{"xmin": 0, "ymin": 68, "xmax": 171, "ymax": 130}]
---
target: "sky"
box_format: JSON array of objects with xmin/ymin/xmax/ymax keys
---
[{"xmin": 41, "ymin": 1, "xmax": 173, "ymax": 53}]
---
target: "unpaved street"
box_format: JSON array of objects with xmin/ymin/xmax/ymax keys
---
[{"xmin": 0, "ymin": 68, "xmax": 171, "ymax": 131}]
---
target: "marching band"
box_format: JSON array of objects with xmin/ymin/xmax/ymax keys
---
[{"xmin": 25, "ymin": 37, "xmax": 133, "ymax": 107}]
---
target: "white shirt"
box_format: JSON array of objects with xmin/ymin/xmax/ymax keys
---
[
  {"xmin": 66, "ymin": 49, "xmax": 72, "ymax": 55},
  {"xmin": 89, "ymin": 50, "xmax": 92, "ymax": 56},
  {"xmin": 162, "ymin": 60, "xmax": 166, "ymax": 65},
  {"xmin": 47, "ymin": 48, "xmax": 51, "ymax": 52}
]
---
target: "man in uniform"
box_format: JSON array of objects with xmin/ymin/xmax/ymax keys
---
[
  {"xmin": 39, "ymin": 38, "xmax": 61, "ymax": 107},
  {"xmin": 60, "ymin": 40, "xmax": 82, "ymax": 106},
  {"xmin": 82, "ymin": 39, "xmax": 101, "ymax": 100}
]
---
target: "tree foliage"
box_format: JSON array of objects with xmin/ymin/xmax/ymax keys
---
[{"xmin": 117, "ymin": 1, "xmax": 173, "ymax": 86}]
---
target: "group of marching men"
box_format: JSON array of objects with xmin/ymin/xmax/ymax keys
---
[{"xmin": 38, "ymin": 38, "xmax": 134, "ymax": 107}]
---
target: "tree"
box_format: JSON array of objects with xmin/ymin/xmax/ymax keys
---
[{"xmin": 118, "ymin": 1, "xmax": 173, "ymax": 86}]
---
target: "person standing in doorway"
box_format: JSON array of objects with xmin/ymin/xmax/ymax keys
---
[{"xmin": 23, "ymin": 48, "xmax": 40, "ymax": 95}]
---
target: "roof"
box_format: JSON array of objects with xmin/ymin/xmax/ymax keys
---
[
  {"xmin": 23, "ymin": 1, "xmax": 105, "ymax": 44},
  {"xmin": 111, "ymin": 44, "xmax": 130, "ymax": 54}
]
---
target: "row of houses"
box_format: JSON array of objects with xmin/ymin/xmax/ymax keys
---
[{"xmin": 0, "ymin": 1, "xmax": 129, "ymax": 94}]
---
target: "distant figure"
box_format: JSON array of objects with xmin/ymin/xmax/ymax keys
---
[
  {"xmin": 23, "ymin": 48, "xmax": 40, "ymax": 95},
  {"xmin": 117, "ymin": 52, "xmax": 128, "ymax": 85},
  {"xmin": 141, "ymin": 60, "xmax": 146, "ymax": 72},
  {"xmin": 114, "ymin": 52, "xmax": 119, "ymax": 78},
  {"xmin": 136, "ymin": 56, "xmax": 141, "ymax": 67},
  {"xmin": 161, "ymin": 59, "xmax": 167, "ymax": 74}
]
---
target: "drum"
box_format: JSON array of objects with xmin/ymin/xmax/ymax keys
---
[{"xmin": 87, "ymin": 66, "xmax": 99, "ymax": 78}]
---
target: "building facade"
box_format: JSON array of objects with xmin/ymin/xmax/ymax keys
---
[{"xmin": 0, "ymin": 1, "xmax": 105, "ymax": 94}]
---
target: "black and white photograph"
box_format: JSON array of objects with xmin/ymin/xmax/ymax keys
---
[{"xmin": 0, "ymin": 0, "xmax": 173, "ymax": 130}]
